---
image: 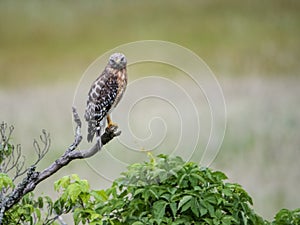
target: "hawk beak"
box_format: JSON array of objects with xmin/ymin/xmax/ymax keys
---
[{"xmin": 115, "ymin": 58, "xmax": 121, "ymax": 64}]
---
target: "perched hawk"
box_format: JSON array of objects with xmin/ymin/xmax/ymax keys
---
[{"xmin": 84, "ymin": 53, "xmax": 127, "ymax": 146}]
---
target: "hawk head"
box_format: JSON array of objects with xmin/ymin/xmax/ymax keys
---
[{"xmin": 108, "ymin": 53, "xmax": 127, "ymax": 70}]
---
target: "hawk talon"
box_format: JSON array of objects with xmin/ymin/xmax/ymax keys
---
[
  {"xmin": 105, "ymin": 124, "xmax": 119, "ymax": 134},
  {"xmin": 101, "ymin": 125, "xmax": 121, "ymax": 145}
]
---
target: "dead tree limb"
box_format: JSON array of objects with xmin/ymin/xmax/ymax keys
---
[{"xmin": 0, "ymin": 107, "xmax": 121, "ymax": 223}]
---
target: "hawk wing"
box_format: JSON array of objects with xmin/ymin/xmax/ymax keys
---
[{"xmin": 85, "ymin": 69, "xmax": 119, "ymax": 142}]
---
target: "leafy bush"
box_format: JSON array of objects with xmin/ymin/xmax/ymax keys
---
[
  {"xmin": 2, "ymin": 153, "xmax": 299, "ymax": 224},
  {"xmin": 94, "ymin": 154, "xmax": 267, "ymax": 225},
  {"xmin": 272, "ymin": 208, "xmax": 300, "ymax": 225}
]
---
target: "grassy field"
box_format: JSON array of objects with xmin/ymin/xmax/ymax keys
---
[
  {"xmin": 0, "ymin": 0, "xmax": 299, "ymax": 87},
  {"xmin": 0, "ymin": 0, "xmax": 299, "ymax": 221}
]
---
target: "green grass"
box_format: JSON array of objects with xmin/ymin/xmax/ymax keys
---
[{"xmin": 0, "ymin": 0, "xmax": 299, "ymax": 87}]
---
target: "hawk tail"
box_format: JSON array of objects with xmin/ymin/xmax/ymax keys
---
[
  {"xmin": 87, "ymin": 121, "xmax": 96, "ymax": 142},
  {"xmin": 96, "ymin": 122, "xmax": 102, "ymax": 148},
  {"xmin": 87, "ymin": 120, "xmax": 103, "ymax": 149}
]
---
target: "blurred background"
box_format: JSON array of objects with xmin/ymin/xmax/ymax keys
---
[{"xmin": 0, "ymin": 0, "xmax": 299, "ymax": 221}]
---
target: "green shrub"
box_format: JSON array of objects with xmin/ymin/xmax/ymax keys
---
[
  {"xmin": 95, "ymin": 154, "xmax": 268, "ymax": 225},
  {"xmin": 272, "ymin": 208, "xmax": 300, "ymax": 225},
  {"xmin": 2, "ymin": 154, "xmax": 299, "ymax": 224}
]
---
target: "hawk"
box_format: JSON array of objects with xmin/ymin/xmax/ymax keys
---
[{"xmin": 84, "ymin": 53, "xmax": 127, "ymax": 146}]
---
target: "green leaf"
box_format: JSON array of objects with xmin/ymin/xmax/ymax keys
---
[
  {"xmin": 191, "ymin": 173, "xmax": 206, "ymax": 184},
  {"xmin": 149, "ymin": 188, "xmax": 159, "ymax": 199},
  {"xmin": 133, "ymin": 188, "xmax": 145, "ymax": 197},
  {"xmin": 191, "ymin": 197, "xmax": 200, "ymax": 217},
  {"xmin": 222, "ymin": 187, "xmax": 232, "ymax": 197},
  {"xmin": 178, "ymin": 195, "xmax": 192, "ymax": 211},
  {"xmin": 240, "ymin": 211, "xmax": 247, "ymax": 225},
  {"xmin": 153, "ymin": 200, "xmax": 167, "ymax": 219},
  {"xmin": 37, "ymin": 196, "xmax": 43, "ymax": 208},
  {"xmin": 181, "ymin": 199, "xmax": 192, "ymax": 213},
  {"xmin": 200, "ymin": 207, "xmax": 208, "ymax": 216},
  {"xmin": 91, "ymin": 190, "xmax": 108, "ymax": 202},
  {"xmin": 54, "ymin": 175, "xmax": 70, "ymax": 191},
  {"xmin": 212, "ymin": 171, "xmax": 228, "ymax": 181},
  {"xmin": 170, "ymin": 202, "xmax": 177, "ymax": 217},
  {"xmin": 160, "ymin": 193, "xmax": 171, "ymax": 202},
  {"xmin": 70, "ymin": 174, "xmax": 80, "ymax": 181},
  {"xmin": 77, "ymin": 179, "xmax": 90, "ymax": 192},
  {"xmin": 0, "ymin": 173, "xmax": 14, "ymax": 188},
  {"xmin": 73, "ymin": 208, "xmax": 82, "ymax": 225},
  {"xmin": 206, "ymin": 202, "xmax": 215, "ymax": 217},
  {"xmin": 68, "ymin": 184, "xmax": 82, "ymax": 203},
  {"xmin": 34, "ymin": 208, "xmax": 41, "ymax": 221},
  {"xmin": 90, "ymin": 211, "xmax": 102, "ymax": 221},
  {"xmin": 132, "ymin": 222, "xmax": 144, "ymax": 225},
  {"xmin": 178, "ymin": 174, "xmax": 188, "ymax": 187},
  {"xmin": 221, "ymin": 216, "xmax": 235, "ymax": 225},
  {"xmin": 204, "ymin": 194, "xmax": 217, "ymax": 205}
]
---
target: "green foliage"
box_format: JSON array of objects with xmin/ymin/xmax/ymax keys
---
[
  {"xmin": 2, "ymin": 154, "xmax": 299, "ymax": 224},
  {"xmin": 0, "ymin": 173, "xmax": 14, "ymax": 189},
  {"xmin": 96, "ymin": 154, "xmax": 268, "ymax": 225},
  {"xmin": 53, "ymin": 174, "xmax": 103, "ymax": 225},
  {"xmin": 272, "ymin": 208, "xmax": 300, "ymax": 225},
  {"xmin": 0, "ymin": 141, "xmax": 13, "ymax": 164},
  {"xmin": 2, "ymin": 192, "xmax": 58, "ymax": 225},
  {"xmin": 3, "ymin": 174, "xmax": 102, "ymax": 225}
]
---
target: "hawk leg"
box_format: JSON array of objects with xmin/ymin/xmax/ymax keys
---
[{"xmin": 107, "ymin": 114, "xmax": 118, "ymax": 128}]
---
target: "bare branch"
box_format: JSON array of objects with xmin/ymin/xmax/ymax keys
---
[
  {"xmin": 33, "ymin": 139, "xmax": 41, "ymax": 156},
  {"xmin": 0, "ymin": 123, "xmax": 14, "ymax": 152},
  {"xmin": 6, "ymin": 145, "xmax": 23, "ymax": 174},
  {"xmin": 66, "ymin": 106, "xmax": 82, "ymax": 154},
  {"xmin": 32, "ymin": 129, "xmax": 51, "ymax": 167},
  {"xmin": 0, "ymin": 123, "xmax": 51, "ymax": 183},
  {"xmin": 0, "ymin": 107, "xmax": 121, "ymax": 219},
  {"xmin": 1, "ymin": 122, "xmax": 24, "ymax": 176},
  {"xmin": 12, "ymin": 155, "xmax": 26, "ymax": 181}
]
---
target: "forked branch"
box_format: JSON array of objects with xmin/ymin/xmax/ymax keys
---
[{"xmin": 0, "ymin": 107, "xmax": 121, "ymax": 223}]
